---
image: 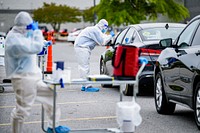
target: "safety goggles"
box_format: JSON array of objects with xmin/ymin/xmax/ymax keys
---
[{"xmin": 104, "ymin": 24, "xmax": 108, "ymax": 30}]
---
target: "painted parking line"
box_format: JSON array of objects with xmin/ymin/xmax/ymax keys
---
[
  {"xmin": 0, "ymin": 89, "xmax": 78, "ymax": 96},
  {"xmin": 0, "ymin": 116, "xmax": 117, "ymax": 126},
  {"xmin": 0, "ymin": 101, "xmax": 100, "ymax": 109}
]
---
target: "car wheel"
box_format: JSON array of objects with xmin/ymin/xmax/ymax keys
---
[
  {"xmin": 194, "ymin": 82, "xmax": 200, "ymax": 129},
  {"xmin": 0, "ymin": 86, "xmax": 4, "ymax": 93},
  {"xmin": 100, "ymin": 58, "xmax": 112, "ymax": 87},
  {"xmin": 123, "ymin": 84, "xmax": 133, "ymax": 96},
  {"xmin": 154, "ymin": 72, "xmax": 176, "ymax": 114}
]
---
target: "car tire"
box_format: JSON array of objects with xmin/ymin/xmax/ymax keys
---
[
  {"xmin": 194, "ymin": 82, "xmax": 200, "ymax": 129},
  {"xmin": 100, "ymin": 58, "xmax": 112, "ymax": 87},
  {"xmin": 123, "ymin": 84, "xmax": 133, "ymax": 96},
  {"xmin": 154, "ymin": 72, "xmax": 176, "ymax": 114},
  {"xmin": 0, "ymin": 86, "xmax": 4, "ymax": 93}
]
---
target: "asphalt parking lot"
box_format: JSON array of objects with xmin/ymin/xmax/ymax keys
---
[{"xmin": 0, "ymin": 42, "xmax": 200, "ymax": 133}]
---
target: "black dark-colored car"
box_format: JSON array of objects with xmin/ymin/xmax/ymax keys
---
[
  {"xmin": 154, "ymin": 15, "xmax": 200, "ymax": 129},
  {"xmin": 100, "ymin": 23, "xmax": 186, "ymax": 96}
]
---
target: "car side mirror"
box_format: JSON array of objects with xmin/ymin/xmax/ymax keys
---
[{"xmin": 159, "ymin": 38, "xmax": 173, "ymax": 48}]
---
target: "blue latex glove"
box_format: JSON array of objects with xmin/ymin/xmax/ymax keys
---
[
  {"xmin": 85, "ymin": 87, "xmax": 100, "ymax": 92},
  {"xmin": 125, "ymin": 38, "xmax": 129, "ymax": 43},
  {"xmin": 110, "ymin": 31, "xmax": 115, "ymax": 37},
  {"xmin": 59, "ymin": 78, "xmax": 64, "ymax": 88},
  {"xmin": 37, "ymin": 47, "xmax": 47, "ymax": 55},
  {"xmin": 26, "ymin": 21, "xmax": 38, "ymax": 30},
  {"xmin": 47, "ymin": 125, "xmax": 70, "ymax": 133},
  {"xmin": 139, "ymin": 57, "xmax": 148, "ymax": 65},
  {"xmin": 37, "ymin": 41, "xmax": 52, "ymax": 55},
  {"xmin": 44, "ymin": 41, "xmax": 52, "ymax": 47},
  {"xmin": 81, "ymin": 87, "xmax": 100, "ymax": 92}
]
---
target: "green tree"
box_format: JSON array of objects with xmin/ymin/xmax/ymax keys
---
[
  {"xmin": 92, "ymin": 0, "xmax": 189, "ymax": 26},
  {"xmin": 83, "ymin": 6, "xmax": 96, "ymax": 24},
  {"xmin": 33, "ymin": 2, "xmax": 82, "ymax": 31}
]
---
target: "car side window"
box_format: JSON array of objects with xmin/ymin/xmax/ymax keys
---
[
  {"xmin": 114, "ymin": 28, "xmax": 129, "ymax": 46},
  {"xmin": 122, "ymin": 28, "xmax": 135, "ymax": 44},
  {"xmin": 191, "ymin": 23, "xmax": 200, "ymax": 46},
  {"xmin": 134, "ymin": 33, "xmax": 140, "ymax": 42},
  {"xmin": 176, "ymin": 20, "xmax": 199, "ymax": 48}
]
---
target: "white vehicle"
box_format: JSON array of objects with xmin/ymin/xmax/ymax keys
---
[
  {"xmin": 67, "ymin": 29, "xmax": 82, "ymax": 44},
  {"xmin": 0, "ymin": 32, "xmax": 6, "ymax": 38},
  {"xmin": 0, "ymin": 37, "xmax": 5, "ymax": 66}
]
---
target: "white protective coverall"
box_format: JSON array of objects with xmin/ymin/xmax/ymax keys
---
[
  {"xmin": 74, "ymin": 19, "xmax": 113, "ymax": 88},
  {"xmin": 4, "ymin": 12, "xmax": 61, "ymax": 133}
]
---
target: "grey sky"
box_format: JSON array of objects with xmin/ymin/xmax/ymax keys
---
[{"xmin": 0, "ymin": 0, "xmax": 100, "ymax": 10}]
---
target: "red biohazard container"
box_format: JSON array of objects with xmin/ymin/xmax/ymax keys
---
[{"xmin": 112, "ymin": 45, "xmax": 139, "ymax": 80}]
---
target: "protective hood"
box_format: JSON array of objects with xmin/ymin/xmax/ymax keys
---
[
  {"xmin": 14, "ymin": 11, "xmax": 33, "ymax": 27},
  {"xmin": 96, "ymin": 19, "xmax": 108, "ymax": 31}
]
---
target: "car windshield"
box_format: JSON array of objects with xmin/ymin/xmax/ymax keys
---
[{"xmin": 139, "ymin": 27, "xmax": 183, "ymax": 41}]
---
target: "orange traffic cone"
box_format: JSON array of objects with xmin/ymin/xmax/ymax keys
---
[{"xmin": 46, "ymin": 32, "xmax": 53, "ymax": 73}]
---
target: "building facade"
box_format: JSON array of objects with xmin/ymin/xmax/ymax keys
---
[
  {"xmin": 0, "ymin": 10, "xmax": 33, "ymax": 33},
  {"xmin": 184, "ymin": 0, "xmax": 200, "ymax": 22}
]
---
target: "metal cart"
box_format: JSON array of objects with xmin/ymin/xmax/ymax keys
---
[
  {"xmin": 42, "ymin": 62, "xmax": 146, "ymax": 133},
  {"xmin": 0, "ymin": 53, "xmax": 12, "ymax": 93}
]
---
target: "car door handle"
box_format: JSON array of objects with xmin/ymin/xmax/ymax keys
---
[
  {"xmin": 177, "ymin": 53, "xmax": 184, "ymax": 57},
  {"xmin": 195, "ymin": 50, "xmax": 200, "ymax": 56},
  {"xmin": 177, "ymin": 50, "xmax": 187, "ymax": 57}
]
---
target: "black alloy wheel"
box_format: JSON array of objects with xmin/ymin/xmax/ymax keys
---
[
  {"xmin": 123, "ymin": 84, "xmax": 134, "ymax": 96},
  {"xmin": 154, "ymin": 72, "xmax": 176, "ymax": 114},
  {"xmin": 194, "ymin": 82, "xmax": 200, "ymax": 129},
  {"xmin": 0, "ymin": 86, "xmax": 4, "ymax": 93}
]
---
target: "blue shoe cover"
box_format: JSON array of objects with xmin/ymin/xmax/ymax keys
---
[
  {"xmin": 85, "ymin": 87, "xmax": 100, "ymax": 92},
  {"xmin": 81, "ymin": 86, "xmax": 85, "ymax": 91},
  {"xmin": 47, "ymin": 125, "xmax": 70, "ymax": 133}
]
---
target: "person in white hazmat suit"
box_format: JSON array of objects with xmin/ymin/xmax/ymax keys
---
[
  {"xmin": 4, "ymin": 11, "xmax": 70, "ymax": 133},
  {"xmin": 74, "ymin": 19, "xmax": 115, "ymax": 92}
]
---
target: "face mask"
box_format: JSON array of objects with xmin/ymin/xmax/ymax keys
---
[
  {"xmin": 101, "ymin": 29, "xmax": 107, "ymax": 33},
  {"xmin": 101, "ymin": 24, "xmax": 108, "ymax": 33},
  {"xmin": 26, "ymin": 30, "xmax": 33, "ymax": 38}
]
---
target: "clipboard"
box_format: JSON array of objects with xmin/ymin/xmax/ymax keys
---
[{"xmin": 87, "ymin": 75, "xmax": 114, "ymax": 81}]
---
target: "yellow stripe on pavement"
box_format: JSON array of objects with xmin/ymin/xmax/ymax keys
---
[
  {"xmin": 0, "ymin": 101, "xmax": 99, "ymax": 109},
  {"xmin": 61, "ymin": 116, "xmax": 117, "ymax": 122},
  {"xmin": 0, "ymin": 116, "xmax": 117, "ymax": 126},
  {"xmin": 0, "ymin": 89, "xmax": 77, "ymax": 96}
]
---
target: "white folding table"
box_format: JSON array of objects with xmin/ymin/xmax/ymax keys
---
[{"xmin": 42, "ymin": 63, "xmax": 146, "ymax": 133}]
